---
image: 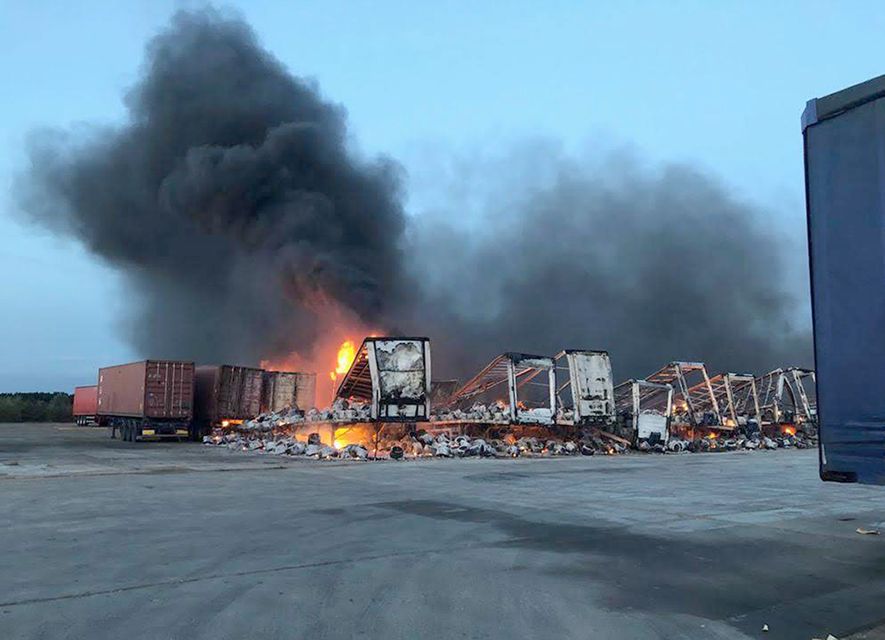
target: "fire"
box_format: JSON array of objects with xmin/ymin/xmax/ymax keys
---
[
  {"xmin": 783, "ymin": 425, "xmax": 796, "ymax": 436},
  {"xmin": 330, "ymin": 340, "xmax": 357, "ymax": 382},
  {"xmin": 258, "ymin": 295, "xmax": 378, "ymax": 407}
]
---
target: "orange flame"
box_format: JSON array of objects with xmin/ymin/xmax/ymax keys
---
[
  {"xmin": 330, "ymin": 340, "xmax": 357, "ymax": 382},
  {"xmin": 258, "ymin": 294, "xmax": 378, "ymax": 407}
]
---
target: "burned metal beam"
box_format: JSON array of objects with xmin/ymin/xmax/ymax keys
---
[
  {"xmin": 755, "ymin": 367, "xmax": 816, "ymax": 425},
  {"xmin": 643, "ymin": 361, "xmax": 720, "ymax": 427},
  {"xmin": 448, "ymin": 352, "xmax": 556, "ymax": 425},
  {"xmin": 688, "ymin": 372, "xmax": 761, "ymax": 427}
]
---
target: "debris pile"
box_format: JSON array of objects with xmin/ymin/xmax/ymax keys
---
[
  {"xmin": 645, "ymin": 431, "xmax": 817, "ymax": 453},
  {"xmin": 202, "ymin": 427, "xmax": 637, "ymax": 460},
  {"xmin": 237, "ymin": 398, "xmax": 371, "ymax": 432},
  {"xmin": 205, "ymin": 422, "xmax": 817, "ymax": 462},
  {"xmin": 431, "ymin": 402, "xmax": 511, "ymax": 423}
]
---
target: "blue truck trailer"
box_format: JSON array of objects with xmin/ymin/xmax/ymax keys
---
[{"xmin": 803, "ymin": 75, "xmax": 885, "ymax": 484}]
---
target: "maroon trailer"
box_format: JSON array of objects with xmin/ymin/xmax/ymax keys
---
[
  {"xmin": 97, "ymin": 360, "xmax": 195, "ymax": 441},
  {"xmin": 194, "ymin": 365, "xmax": 264, "ymax": 434},
  {"xmin": 72, "ymin": 385, "xmax": 99, "ymax": 426}
]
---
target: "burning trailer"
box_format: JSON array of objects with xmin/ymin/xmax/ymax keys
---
[
  {"xmin": 553, "ymin": 350, "xmax": 615, "ymax": 426},
  {"xmin": 334, "ymin": 337, "xmax": 432, "ymax": 421},
  {"xmin": 614, "ymin": 379, "xmax": 674, "ymax": 445},
  {"xmin": 216, "ymin": 337, "xmax": 432, "ymax": 455},
  {"xmin": 194, "ymin": 365, "xmax": 264, "ymax": 434},
  {"xmin": 202, "ymin": 339, "xmax": 818, "ymax": 460}
]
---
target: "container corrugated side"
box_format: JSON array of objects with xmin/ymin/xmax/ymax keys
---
[{"xmin": 72, "ymin": 385, "xmax": 98, "ymax": 416}]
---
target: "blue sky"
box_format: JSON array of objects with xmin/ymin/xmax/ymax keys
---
[{"xmin": 2, "ymin": 0, "xmax": 884, "ymax": 391}]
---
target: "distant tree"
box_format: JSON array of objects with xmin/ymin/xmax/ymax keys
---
[
  {"xmin": 0, "ymin": 396, "xmax": 23, "ymax": 422},
  {"xmin": 0, "ymin": 393, "xmax": 73, "ymax": 423},
  {"xmin": 46, "ymin": 393, "xmax": 73, "ymax": 422}
]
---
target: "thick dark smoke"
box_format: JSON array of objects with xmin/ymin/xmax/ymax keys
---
[
  {"xmin": 409, "ymin": 146, "xmax": 812, "ymax": 379},
  {"xmin": 19, "ymin": 8, "xmax": 406, "ymax": 364},
  {"xmin": 19, "ymin": 8, "xmax": 812, "ymax": 381}
]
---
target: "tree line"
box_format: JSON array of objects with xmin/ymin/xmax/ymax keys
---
[{"xmin": 0, "ymin": 393, "xmax": 73, "ymax": 423}]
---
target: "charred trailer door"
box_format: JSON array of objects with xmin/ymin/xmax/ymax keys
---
[
  {"xmin": 803, "ymin": 75, "xmax": 885, "ymax": 484},
  {"xmin": 261, "ymin": 371, "xmax": 317, "ymax": 413},
  {"xmin": 368, "ymin": 339, "xmax": 431, "ymax": 421},
  {"xmin": 195, "ymin": 365, "xmax": 264, "ymax": 430},
  {"xmin": 555, "ymin": 350, "xmax": 615, "ymax": 425},
  {"xmin": 335, "ymin": 338, "xmax": 432, "ymax": 422}
]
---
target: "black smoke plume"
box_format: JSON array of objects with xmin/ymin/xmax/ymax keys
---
[
  {"xmin": 19, "ymin": 8, "xmax": 406, "ymax": 365},
  {"xmin": 20, "ymin": 8, "xmax": 812, "ymax": 381},
  {"xmin": 409, "ymin": 145, "xmax": 812, "ymax": 379}
]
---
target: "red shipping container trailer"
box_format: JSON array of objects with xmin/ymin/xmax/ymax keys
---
[
  {"xmin": 72, "ymin": 385, "xmax": 98, "ymax": 426},
  {"xmin": 97, "ymin": 360, "xmax": 195, "ymax": 442},
  {"xmin": 194, "ymin": 365, "xmax": 264, "ymax": 432}
]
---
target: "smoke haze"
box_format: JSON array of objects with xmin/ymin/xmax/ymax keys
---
[
  {"xmin": 19, "ymin": 8, "xmax": 407, "ymax": 367},
  {"xmin": 408, "ymin": 144, "xmax": 812, "ymax": 379},
  {"xmin": 19, "ymin": 8, "xmax": 812, "ymax": 382}
]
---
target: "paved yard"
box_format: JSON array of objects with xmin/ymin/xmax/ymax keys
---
[{"xmin": 2, "ymin": 423, "xmax": 884, "ymax": 640}]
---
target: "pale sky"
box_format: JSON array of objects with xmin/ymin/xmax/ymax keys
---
[{"xmin": 2, "ymin": 0, "xmax": 884, "ymax": 391}]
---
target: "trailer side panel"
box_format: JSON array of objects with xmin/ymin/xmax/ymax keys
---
[{"xmin": 804, "ymin": 75, "xmax": 885, "ymax": 484}]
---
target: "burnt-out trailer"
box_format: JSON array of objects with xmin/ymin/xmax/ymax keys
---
[
  {"xmin": 97, "ymin": 360, "xmax": 195, "ymax": 442},
  {"xmin": 614, "ymin": 379, "xmax": 673, "ymax": 445},
  {"xmin": 803, "ymin": 75, "xmax": 885, "ymax": 484},
  {"xmin": 194, "ymin": 365, "xmax": 264, "ymax": 433},
  {"xmin": 261, "ymin": 371, "xmax": 317, "ymax": 413},
  {"xmin": 335, "ymin": 337, "xmax": 432, "ymax": 421},
  {"xmin": 446, "ymin": 353, "xmax": 556, "ymax": 425},
  {"xmin": 553, "ymin": 350, "xmax": 615, "ymax": 426}
]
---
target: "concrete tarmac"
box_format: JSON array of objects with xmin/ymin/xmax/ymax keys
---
[{"xmin": 2, "ymin": 423, "xmax": 885, "ymax": 640}]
